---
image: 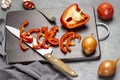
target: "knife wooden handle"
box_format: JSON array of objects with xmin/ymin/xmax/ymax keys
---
[{"xmin": 44, "ymin": 53, "xmax": 78, "ymax": 77}]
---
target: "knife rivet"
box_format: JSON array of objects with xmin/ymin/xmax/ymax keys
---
[
  {"xmin": 71, "ymin": 71, "xmax": 75, "ymax": 74},
  {"xmin": 55, "ymin": 59, "xmax": 57, "ymax": 62},
  {"xmin": 48, "ymin": 55, "xmax": 51, "ymax": 57}
]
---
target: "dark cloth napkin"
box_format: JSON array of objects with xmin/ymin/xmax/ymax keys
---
[{"xmin": 0, "ymin": 19, "xmax": 69, "ymax": 80}]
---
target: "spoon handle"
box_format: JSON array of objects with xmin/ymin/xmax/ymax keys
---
[{"xmin": 35, "ymin": 7, "xmax": 55, "ymax": 22}]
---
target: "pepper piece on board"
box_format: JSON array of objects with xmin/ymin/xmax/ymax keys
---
[
  {"xmin": 20, "ymin": 38, "xmax": 29, "ymax": 51},
  {"xmin": 66, "ymin": 33, "xmax": 81, "ymax": 52},
  {"xmin": 48, "ymin": 26, "xmax": 59, "ymax": 37},
  {"xmin": 60, "ymin": 32, "xmax": 81, "ymax": 54},
  {"xmin": 60, "ymin": 32, "xmax": 75, "ymax": 54},
  {"xmin": 60, "ymin": 3, "xmax": 90, "ymax": 29},
  {"xmin": 34, "ymin": 26, "xmax": 50, "ymax": 49},
  {"xmin": 19, "ymin": 20, "xmax": 40, "ymax": 51},
  {"xmin": 48, "ymin": 26, "xmax": 59, "ymax": 46},
  {"xmin": 20, "ymin": 20, "xmax": 33, "ymax": 43}
]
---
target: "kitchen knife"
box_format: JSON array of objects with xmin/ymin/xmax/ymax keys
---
[{"xmin": 6, "ymin": 25, "xmax": 78, "ymax": 77}]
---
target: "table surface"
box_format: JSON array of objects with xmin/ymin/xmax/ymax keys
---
[{"xmin": 0, "ymin": 0, "xmax": 120, "ymax": 80}]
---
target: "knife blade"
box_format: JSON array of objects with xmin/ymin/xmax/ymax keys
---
[{"xmin": 6, "ymin": 25, "xmax": 78, "ymax": 77}]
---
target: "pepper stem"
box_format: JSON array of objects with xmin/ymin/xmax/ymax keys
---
[{"xmin": 79, "ymin": 8, "xmax": 83, "ymax": 14}]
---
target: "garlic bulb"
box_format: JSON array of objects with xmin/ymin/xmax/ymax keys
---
[{"xmin": 1, "ymin": 0, "xmax": 11, "ymax": 9}]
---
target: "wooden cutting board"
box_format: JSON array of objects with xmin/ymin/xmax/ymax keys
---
[{"xmin": 5, "ymin": 6, "xmax": 101, "ymax": 64}]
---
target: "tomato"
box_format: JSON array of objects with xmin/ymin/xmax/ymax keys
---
[{"xmin": 97, "ymin": 2, "xmax": 114, "ymax": 20}]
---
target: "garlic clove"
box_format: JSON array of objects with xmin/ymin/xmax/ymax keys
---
[
  {"xmin": 5, "ymin": 2, "xmax": 10, "ymax": 7},
  {"xmin": 6, "ymin": 0, "xmax": 11, "ymax": 4},
  {"xmin": 2, "ymin": 0, "xmax": 5, "ymax": 4},
  {"xmin": 1, "ymin": 4, "xmax": 8, "ymax": 9}
]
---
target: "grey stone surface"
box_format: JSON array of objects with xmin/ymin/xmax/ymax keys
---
[{"xmin": 0, "ymin": 0, "xmax": 120, "ymax": 80}]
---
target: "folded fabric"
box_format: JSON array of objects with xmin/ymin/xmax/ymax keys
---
[
  {"xmin": 0, "ymin": 55, "xmax": 69, "ymax": 80},
  {"xmin": 2, "ymin": 61, "xmax": 68, "ymax": 80}
]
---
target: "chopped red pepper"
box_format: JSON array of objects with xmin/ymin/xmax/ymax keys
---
[
  {"xmin": 32, "ymin": 26, "xmax": 49, "ymax": 49},
  {"xmin": 19, "ymin": 20, "xmax": 33, "ymax": 51},
  {"xmin": 40, "ymin": 26, "xmax": 50, "ymax": 49},
  {"xmin": 60, "ymin": 32, "xmax": 75, "ymax": 54},
  {"xmin": 19, "ymin": 21, "xmax": 59, "ymax": 51},
  {"xmin": 47, "ymin": 26, "xmax": 59, "ymax": 46},
  {"xmin": 66, "ymin": 35, "xmax": 75, "ymax": 52},
  {"xmin": 48, "ymin": 26, "xmax": 59, "ymax": 37},
  {"xmin": 20, "ymin": 20, "xmax": 33, "ymax": 43},
  {"xmin": 19, "ymin": 38, "xmax": 29, "ymax": 51},
  {"xmin": 60, "ymin": 3, "xmax": 90, "ymax": 29},
  {"xmin": 66, "ymin": 33, "xmax": 81, "ymax": 52},
  {"xmin": 20, "ymin": 28, "xmax": 40, "ymax": 50},
  {"xmin": 32, "ymin": 30, "xmax": 43, "ymax": 49},
  {"xmin": 48, "ymin": 38, "xmax": 59, "ymax": 46},
  {"xmin": 60, "ymin": 32, "xmax": 81, "ymax": 54},
  {"xmin": 19, "ymin": 20, "xmax": 40, "ymax": 51},
  {"xmin": 25, "ymin": 28, "xmax": 40, "ymax": 35}
]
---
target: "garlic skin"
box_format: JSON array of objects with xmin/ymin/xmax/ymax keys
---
[{"xmin": 1, "ymin": 3, "xmax": 8, "ymax": 9}]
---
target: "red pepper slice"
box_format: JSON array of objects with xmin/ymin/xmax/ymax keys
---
[
  {"xmin": 66, "ymin": 36, "xmax": 75, "ymax": 52},
  {"xmin": 48, "ymin": 26, "xmax": 59, "ymax": 37},
  {"xmin": 34, "ymin": 26, "xmax": 50, "ymax": 49},
  {"xmin": 66, "ymin": 33, "xmax": 81, "ymax": 52},
  {"xmin": 19, "ymin": 38, "xmax": 29, "ymax": 51},
  {"xmin": 60, "ymin": 3, "xmax": 90, "ymax": 29},
  {"xmin": 24, "ymin": 28, "xmax": 41, "ymax": 49},
  {"xmin": 19, "ymin": 20, "xmax": 33, "ymax": 51},
  {"xmin": 24, "ymin": 28, "xmax": 40, "ymax": 43},
  {"xmin": 41, "ymin": 38, "xmax": 50, "ymax": 49},
  {"xmin": 25, "ymin": 28, "xmax": 40, "ymax": 35},
  {"xmin": 19, "ymin": 20, "xmax": 40, "ymax": 51},
  {"xmin": 47, "ymin": 26, "xmax": 59, "ymax": 46},
  {"xmin": 20, "ymin": 28, "xmax": 40, "ymax": 51},
  {"xmin": 32, "ymin": 30, "xmax": 43, "ymax": 49},
  {"xmin": 20, "ymin": 20, "xmax": 33, "ymax": 43},
  {"xmin": 48, "ymin": 38, "xmax": 59, "ymax": 46},
  {"xmin": 41, "ymin": 26, "xmax": 50, "ymax": 49},
  {"xmin": 60, "ymin": 32, "xmax": 75, "ymax": 54},
  {"xmin": 60, "ymin": 32, "xmax": 81, "ymax": 54}
]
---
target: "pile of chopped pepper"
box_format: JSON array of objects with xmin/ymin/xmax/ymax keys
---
[
  {"xmin": 20, "ymin": 20, "xmax": 59, "ymax": 51},
  {"xmin": 19, "ymin": 20, "xmax": 82, "ymax": 54}
]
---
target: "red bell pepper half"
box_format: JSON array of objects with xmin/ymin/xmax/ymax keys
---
[{"xmin": 60, "ymin": 3, "xmax": 90, "ymax": 29}]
